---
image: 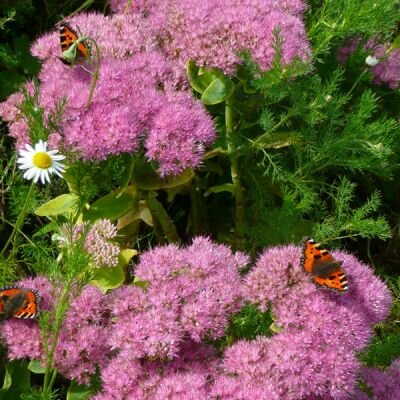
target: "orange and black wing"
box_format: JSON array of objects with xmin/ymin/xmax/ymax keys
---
[
  {"xmin": 300, "ymin": 237, "xmax": 348, "ymax": 293},
  {"xmin": 60, "ymin": 22, "xmax": 89, "ymax": 63},
  {"xmin": 0, "ymin": 287, "xmax": 39, "ymax": 319}
]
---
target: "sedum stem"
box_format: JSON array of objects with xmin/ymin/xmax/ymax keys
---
[
  {"xmin": 145, "ymin": 191, "xmax": 181, "ymax": 244},
  {"xmin": 225, "ymin": 95, "xmax": 245, "ymax": 249}
]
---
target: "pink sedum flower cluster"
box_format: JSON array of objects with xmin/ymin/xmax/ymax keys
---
[
  {"xmin": 0, "ymin": 279, "xmax": 110, "ymax": 384},
  {"xmin": 337, "ymin": 37, "xmax": 400, "ymax": 89},
  {"xmin": 111, "ymin": 0, "xmax": 310, "ymax": 76},
  {"xmin": 0, "ymin": 12, "xmax": 215, "ymax": 176},
  {"xmin": 93, "ymin": 340, "xmax": 218, "ymax": 400},
  {"xmin": 236, "ymin": 244, "xmax": 392, "ymax": 399},
  {"xmin": 0, "ymin": 0, "xmax": 312, "ymax": 175},
  {"xmin": 354, "ymin": 359, "xmax": 400, "ymax": 399},
  {"xmin": 108, "ymin": 236, "xmax": 248, "ymax": 360},
  {"xmin": 370, "ymin": 46, "xmax": 400, "ymax": 89},
  {"xmin": 0, "ymin": 239, "xmax": 392, "ymax": 398},
  {"xmin": 54, "ymin": 285, "xmax": 110, "ymax": 383}
]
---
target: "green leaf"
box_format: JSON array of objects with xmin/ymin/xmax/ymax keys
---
[
  {"xmin": 133, "ymin": 276, "xmax": 150, "ymax": 290},
  {"xmin": 63, "ymin": 165, "xmax": 91, "ymax": 195},
  {"xmin": 187, "ymin": 60, "xmax": 205, "ymax": 93},
  {"xmin": 90, "ymin": 249, "xmax": 136, "ymax": 291},
  {"xmin": 0, "ymin": 360, "xmax": 30, "ymax": 400},
  {"xmin": 256, "ymin": 131, "xmax": 301, "ymax": 149},
  {"xmin": 13, "ymin": 35, "xmax": 40, "ymax": 75},
  {"xmin": 133, "ymin": 158, "xmax": 194, "ymax": 190},
  {"xmin": 204, "ymin": 183, "xmax": 234, "ymax": 197},
  {"xmin": 270, "ymin": 321, "xmax": 284, "ymax": 333},
  {"xmin": 67, "ymin": 381, "xmax": 93, "ymax": 400},
  {"xmin": 83, "ymin": 192, "xmax": 135, "ymax": 222},
  {"xmin": 35, "ymin": 194, "xmax": 79, "ymax": 217},
  {"xmin": 201, "ymin": 77, "xmax": 234, "ymax": 105},
  {"xmin": 28, "ymin": 360, "xmax": 45, "ymax": 374},
  {"xmin": 392, "ymin": 34, "xmax": 400, "ymax": 49},
  {"xmin": 117, "ymin": 201, "xmax": 153, "ymax": 229},
  {"xmin": 118, "ymin": 248, "xmax": 138, "ymax": 267},
  {"xmin": 117, "ymin": 154, "xmax": 136, "ymax": 195},
  {"xmin": 90, "ymin": 264, "xmax": 125, "ymax": 292}
]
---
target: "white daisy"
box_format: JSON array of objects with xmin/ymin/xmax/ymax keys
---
[{"xmin": 17, "ymin": 140, "xmax": 66, "ymax": 184}]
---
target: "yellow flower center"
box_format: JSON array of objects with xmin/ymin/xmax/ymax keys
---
[{"xmin": 32, "ymin": 152, "xmax": 52, "ymax": 169}]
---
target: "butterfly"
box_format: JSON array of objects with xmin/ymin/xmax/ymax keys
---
[
  {"xmin": 300, "ymin": 237, "xmax": 348, "ymax": 293},
  {"xmin": 0, "ymin": 287, "xmax": 40, "ymax": 319},
  {"xmin": 59, "ymin": 22, "xmax": 89, "ymax": 65}
]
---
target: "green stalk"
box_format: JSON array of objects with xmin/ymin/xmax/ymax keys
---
[
  {"xmin": 225, "ymin": 95, "xmax": 245, "ymax": 249},
  {"xmin": 253, "ymin": 111, "xmax": 294, "ymax": 148},
  {"xmin": 1, "ymin": 183, "xmax": 34, "ymax": 260},
  {"xmin": 346, "ymin": 68, "xmax": 368, "ymax": 97},
  {"xmin": 145, "ymin": 191, "xmax": 181, "ymax": 244},
  {"xmin": 85, "ymin": 39, "xmax": 101, "ymax": 108},
  {"xmin": 42, "ymin": 280, "xmax": 72, "ymax": 396}
]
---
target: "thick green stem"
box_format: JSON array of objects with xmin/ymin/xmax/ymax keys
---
[
  {"xmin": 145, "ymin": 191, "xmax": 181, "ymax": 244},
  {"xmin": 1, "ymin": 183, "xmax": 34, "ymax": 260},
  {"xmin": 225, "ymin": 95, "xmax": 245, "ymax": 249}
]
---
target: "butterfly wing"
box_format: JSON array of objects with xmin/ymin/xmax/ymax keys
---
[
  {"xmin": 0, "ymin": 287, "xmax": 39, "ymax": 319},
  {"xmin": 60, "ymin": 22, "xmax": 89, "ymax": 63},
  {"xmin": 301, "ymin": 237, "xmax": 348, "ymax": 292}
]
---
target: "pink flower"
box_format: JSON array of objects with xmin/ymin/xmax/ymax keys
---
[
  {"xmin": 145, "ymin": 92, "xmax": 215, "ymax": 176},
  {"xmin": 354, "ymin": 359, "xmax": 400, "ymax": 399},
  {"xmin": 371, "ymin": 46, "xmax": 400, "ymax": 89},
  {"xmin": 238, "ymin": 243, "xmax": 392, "ymax": 399},
  {"xmin": 94, "ymin": 340, "xmax": 217, "ymax": 399},
  {"xmin": 108, "ymin": 237, "xmax": 247, "ymax": 360},
  {"xmin": 54, "ymin": 286, "xmax": 111, "ymax": 384},
  {"xmin": 337, "ymin": 37, "xmax": 400, "ymax": 89},
  {"xmin": 84, "ymin": 219, "xmax": 120, "ymax": 267},
  {"xmin": 155, "ymin": 0, "xmax": 311, "ymax": 75},
  {"xmin": 31, "ymin": 12, "xmax": 156, "ymax": 62},
  {"xmin": 0, "ymin": 278, "xmax": 112, "ymax": 385}
]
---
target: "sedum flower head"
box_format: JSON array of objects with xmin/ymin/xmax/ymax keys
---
[
  {"xmin": 152, "ymin": 0, "xmax": 310, "ymax": 76},
  {"xmin": 1, "ymin": 278, "xmax": 112, "ymax": 385},
  {"xmin": 93, "ymin": 340, "xmax": 217, "ymax": 399},
  {"xmin": 54, "ymin": 285, "xmax": 111, "ymax": 384},
  {"xmin": 108, "ymin": 237, "xmax": 247, "ymax": 360},
  {"xmin": 239, "ymin": 243, "xmax": 392, "ymax": 399},
  {"xmin": 354, "ymin": 359, "xmax": 400, "ymax": 399},
  {"xmin": 84, "ymin": 219, "xmax": 120, "ymax": 267},
  {"xmin": 16, "ymin": 140, "xmax": 65, "ymax": 184}
]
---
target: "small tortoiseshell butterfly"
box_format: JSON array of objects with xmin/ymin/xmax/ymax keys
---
[
  {"xmin": 300, "ymin": 237, "xmax": 348, "ymax": 293},
  {"xmin": 59, "ymin": 22, "xmax": 89, "ymax": 64},
  {"xmin": 0, "ymin": 287, "xmax": 39, "ymax": 319}
]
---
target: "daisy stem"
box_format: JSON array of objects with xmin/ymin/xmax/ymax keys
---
[{"xmin": 0, "ymin": 183, "xmax": 35, "ymax": 260}]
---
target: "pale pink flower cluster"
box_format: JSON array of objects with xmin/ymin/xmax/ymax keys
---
[{"xmin": 84, "ymin": 219, "xmax": 120, "ymax": 267}]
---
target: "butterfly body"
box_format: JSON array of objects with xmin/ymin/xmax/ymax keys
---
[
  {"xmin": 59, "ymin": 22, "xmax": 89, "ymax": 64},
  {"xmin": 300, "ymin": 237, "xmax": 348, "ymax": 293},
  {"xmin": 0, "ymin": 287, "xmax": 39, "ymax": 319}
]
